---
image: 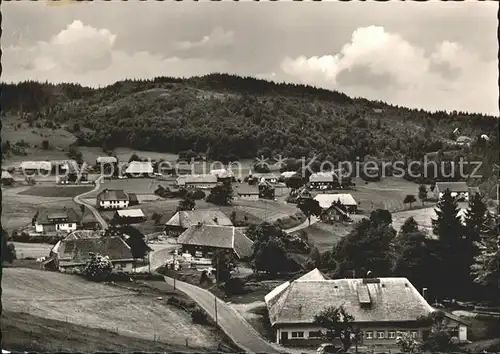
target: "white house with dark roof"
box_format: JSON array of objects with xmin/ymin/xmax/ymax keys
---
[
  {"xmin": 265, "ymin": 269, "xmax": 468, "ymax": 348},
  {"xmin": 177, "ymin": 224, "xmax": 253, "ymax": 259},
  {"xmin": 20, "ymin": 161, "xmax": 51, "ymax": 175},
  {"xmin": 314, "ymin": 193, "xmax": 358, "ymax": 213},
  {"xmin": 236, "ymin": 185, "xmax": 260, "ymax": 200},
  {"xmin": 165, "ymin": 210, "xmax": 233, "ymax": 236},
  {"xmin": 34, "ymin": 208, "xmax": 81, "ymax": 233},
  {"xmin": 96, "ymin": 189, "xmax": 130, "ymax": 210},
  {"xmin": 183, "ymin": 174, "xmax": 218, "ymax": 189}
]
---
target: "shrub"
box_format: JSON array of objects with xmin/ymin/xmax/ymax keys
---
[
  {"xmin": 42, "ymin": 140, "xmax": 50, "ymax": 150},
  {"xmin": 190, "ymin": 307, "xmax": 210, "ymax": 325},
  {"xmin": 224, "ymin": 277, "xmax": 246, "ymax": 296},
  {"xmin": 83, "ymin": 253, "xmax": 113, "ymax": 281}
]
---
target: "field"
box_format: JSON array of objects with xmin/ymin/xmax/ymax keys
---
[
  {"xmin": 2, "ymin": 268, "xmax": 220, "ymax": 349},
  {"xmin": 11, "ymin": 242, "xmax": 54, "ymax": 259},
  {"xmin": 294, "ymin": 222, "xmax": 352, "ymax": 252},
  {"xmin": 2, "ymin": 186, "xmax": 80, "ymax": 231},
  {"xmin": 2, "ymin": 310, "xmax": 203, "ymax": 353},
  {"xmin": 18, "ymin": 185, "xmax": 93, "ymax": 198}
]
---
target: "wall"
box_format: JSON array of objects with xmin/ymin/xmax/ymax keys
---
[
  {"xmin": 56, "ymin": 223, "xmax": 77, "ymax": 232},
  {"xmin": 35, "ymin": 223, "xmax": 44, "ymax": 233},
  {"xmin": 99, "ymin": 200, "xmax": 129, "ymax": 209}
]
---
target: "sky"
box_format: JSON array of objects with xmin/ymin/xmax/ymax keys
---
[{"xmin": 3, "ymin": 1, "xmax": 498, "ymax": 116}]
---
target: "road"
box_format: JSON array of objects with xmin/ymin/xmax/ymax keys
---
[{"xmin": 73, "ymin": 176, "xmax": 108, "ymax": 229}]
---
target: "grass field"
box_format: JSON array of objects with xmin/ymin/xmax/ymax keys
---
[
  {"xmin": 11, "ymin": 242, "xmax": 54, "ymax": 259},
  {"xmin": 2, "ymin": 310, "xmax": 205, "ymax": 353},
  {"xmin": 293, "ymin": 222, "xmax": 351, "ymax": 252},
  {"xmin": 2, "ymin": 268, "xmax": 219, "ymax": 349},
  {"xmin": 18, "ymin": 186, "xmax": 93, "ymax": 198}
]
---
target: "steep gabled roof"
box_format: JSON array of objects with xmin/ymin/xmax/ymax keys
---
[
  {"xmin": 58, "ymin": 236, "xmax": 134, "ymax": 264},
  {"xmin": 177, "ymin": 225, "xmax": 253, "ymax": 259},
  {"xmin": 266, "ymin": 271, "xmax": 434, "ymax": 327},
  {"xmin": 166, "ymin": 210, "xmax": 233, "ymax": 228},
  {"xmin": 435, "ymin": 181, "xmax": 469, "ymax": 193},
  {"xmin": 36, "ymin": 208, "xmax": 81, "ymax": 225},
  {"xmin": 97, "ymin": 189, "xmax": 129, "ymax": 202},
  {"xmin": 314, "ymin": 193, "xmax": 357, "ymax": 208}
]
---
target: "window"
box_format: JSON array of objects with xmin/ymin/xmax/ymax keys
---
[
  {"xmin": 365, "ymin": 331, "xmax": 373, "ymax": 339},
  {"xmin": 291, "ymin": 331, "xmax": 304, "ymax": 338},
  {"xmin": 411, "ymin": 331, "xmax": 418, "ymax": 338},
  {"xmin": 309, "ymin": 331, "xmax": 322, "ymax": 338},
  {"xmin": 377, "ymin": 331, "xmax": 385, "ymax": 339},
  {"xmin": 388, "ymin": 331, "xmax": 396, "ymax": 339}
]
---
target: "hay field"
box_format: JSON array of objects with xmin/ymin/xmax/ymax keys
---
[{"xmin": 2, "ymin": 268, "xmax": 219, "ymax": 349}]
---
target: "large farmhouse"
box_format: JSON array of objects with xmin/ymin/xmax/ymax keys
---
[
  {"xmin": 236, "ymin": 185, "xmax": 260, "ymax": 201},
  {"xmin": 314, "ymin": 193, "xmax": 358, "ymax": 214},
  {"xmin": 33, "ymin": 208, "xmax": 81, "ymax": 234},
  {"xmin": 265, "ymin": 269, "xmax": 468, "ymax": 348},
  {"xmin": 434, "ymin": 182, "xmax": 469, "ymax": 201},
  {"xmin": 111, "ymin": 209, "xmax": 147, "ymax": 225},
  {"xmin": 125, "ymin": 161, "xmax": 154, "ymax": 177},
  {"xmin": 308, "ymin": 172, "xmax": 341, "ymax": 190},
  {"xmin": 177, "ymin": 174, "xmax": 218, "ymax": 189},
  {"xmin": 54, "ymin": 236, "xmax": 137, "ymax": 272},
  {"xmin": 96, "ymin": 189, "xmax": 130, "ymax": 210},
  {"xmin": 177, "ymin": 224, "xmax": 253, "ymax": 259},
  {"xmin": 20, "ymin": 161, "xmax": 51, "ymax": 175},
  {"xmin": 164, "ymin": 210, "xmax": 233, "ymax": 237}
]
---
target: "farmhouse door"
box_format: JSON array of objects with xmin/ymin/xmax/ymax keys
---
[{"xmin": 281, "ymin": 331, "xmax": 288, "ymax": 343}]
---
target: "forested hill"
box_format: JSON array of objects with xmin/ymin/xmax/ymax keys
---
[{"xmin": 2, "ymin": 73, "xmax": 498, "ymax": 163}]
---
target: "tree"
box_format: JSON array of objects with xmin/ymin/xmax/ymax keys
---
[
  {"xmin": 396, "ymin": 332, "xmax": 421, "ymax": 353},
  {"xmin": 286, "ymin": 174, "xmax": 305, "ymax": 190},
  {"xmin": 251, "ymin": 223, "xmax": 291, "ymax": 275},
  {"xmin": 151, "ymin": 212, "xmax": 163, "ymax": 225},
  {"xmin": 1, "ymin": 229, "xmax": 17, "ymax": 264},
  {"xmin": 400, "ymin": 216, "xmax": 419, "ymax": 235},
  {"xmin": 117, "ymin": 226, "xmax": 151, "ymax": 259},
  {"xmin": 403, "ymin": 194, "xmax": 417, "ymax": 209},
  {"xmin": 420, "ymin": 311, "xmax": 458, "ymax": 352},
  {"xmin": 41, "ymin": 139, "xmax": 50, "ymax": 150},
  {"xmin": 333, "ymin": 217, "xmax": 396, "ymax": 277},
  {"xmin": 297, "ymin": 198, "xmax": 322, "ymax": 225},
  {"xmin": 229, "ymin": 211, "xmax": 237, "ymax": 225},
  {"xmin": 211, "ymin": 250, "xmax": 235, "ymax": 283},
  {"xmin": 369, "ymin": 209, "xmax": 392, "ymax": 226},
  {"xmin": 463, "ymin": 193, "xmax": 489, "ymax": 243},
  {"xmin": 206, "ymin": 182, "xmax": 233, "ymax": 206},
  {"xmin": 418, "ymin": 185, "xmax": 428, "ymax": 206},
  {"xmin": 80, "ymin": 204, "xmax": 86, "ymax": 217},
  {"xmin": 313, "ymin": 305, "xmax": 360, "ymax": 351},
  {"xmin": 432, "ymin": 189, "xmax": 467, "ymax": 298},
  {"xmin": 177, "ymin": 198, "xmax": 196, "ymax": 211},
  {"xmin": 84, "ymin": 253, "xmax": 113, "ymax": 281},
  {"xmin": 471, "ymin": 233, "xmax": 499, "ymax": 291}
]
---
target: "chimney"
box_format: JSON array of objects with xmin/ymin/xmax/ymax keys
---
[{"xmin": 213, "ymin": 217, "xmax": 218, "ymax": 224}]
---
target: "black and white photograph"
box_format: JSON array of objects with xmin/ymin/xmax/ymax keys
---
[{"xmin": 1, "ymin": 1, "xmax": 499, "ymax": 353}]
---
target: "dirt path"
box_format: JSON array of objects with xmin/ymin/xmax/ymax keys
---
[{"xmin": 73, "ymin": 176, "xmax": 107, "ymax": 229}]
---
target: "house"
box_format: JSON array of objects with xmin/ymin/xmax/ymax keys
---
[
  {"xmin": 184, "ymin": 174, "xmax": 218, "ymax": 189},
  {"xmin": 49, "ymin": 230, "xmax": 101, "ymax": 257},
  {"xmin": 33, "ymin": 208, "xmax": 81, "ymax": 234},
  {"xmin": 259, "ymin": 180, "xmax": 276, "ymax": 199},
  {"xmin": 456, "ymin": 136, "xmax": 473, "ymax": 146},
  {"xmin": 19, "ymin": 161, "xmax": 51, "ymax": 175},
  {"xmin": 1, "ymin": 171, "xmax": 14, "ymax": 186},
  {"xmin": 128, "ymin": 193, "xmax": 139, "ymax": 206},
  {"xmin": 236, "ymin": 185, "xmax": 260, "ymax": 200},
  {"xmin": 308, "ymin": 172, "xmax": 337, "ymax": 190},
  {"xmin": 96, "ymin": 189, "xmax": 130, "ymax": 210},
  {"xmin": 54, "ymin": 236, "xmax": 137, "ymax": 272},
  {"xmin": 265, "ymin": 269, "xmax": 442, "ymax": 348},
  {"xmin": 320, "ymin": 204, "xmax": 352, "ymax": 223},
  {"xmin": 177, "ymin": 224, "xmax": 253, "ymax": 259},
  {"xmin": 96, "ymin": 156, "xmax": 118, "ymax": 166},
  {"xmin": 314, "ymin": 193, "xmax": 358, "ymax": 214},
  {"xmin": 210, "ymin": 168, "xmax": 235, "ymax": 182},
  {"xmin": 125, "ymin": 161, "xmax": 154, "ymax": 177},
  {"xmin": 111, "ymin": 209, "xmax": 147, "ymax": 225},
  {"xmin": 434, "ymin": 181, "xmax": 469, "ymax": 201},
  {"xmin": 164, "ymin": 210, "xmax": 233, "ymax": 237}
]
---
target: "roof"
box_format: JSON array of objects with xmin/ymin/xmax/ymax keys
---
[
  {"xmin": 128, "ymin": 193, "xmax": 139, "ymax": 202},
  {"xmin": 125, "ymin": 161, "xmax": 154, "ymax": 174},
  {"xmin": 436, "ymin": 182, "xmax": 469, "ymax": 193},
  {"xmin": 58, "ymin": 236, "xmax": 134, "ymax": 264},
  {"xmin": 309, "ymin": 172, "xmax": 335, "ymax": 183},
  {"xmin": 166, "ymin": 210, "xmax": 233, "ymax": 228},
  {"xmin": 116, "ymin": 209, "xmax": 145, "ymax": 218},
  {"xmin": 36, "ymin": 208, "xmax": 81, "ymax": 225},
  {"xmin": 281, "ymin": 171, "xmax": 299, "ymax": 179},
  {"xmin": 184, "ymin": 174, "xmax": 218, "ymax": 184},
  {"xmin": 97, "ymin": 189, "xmax": 129, "ymax": 202},
  {"xmin": 298, "ymin": 268, "xmax": 328, "ymax": 281},
  {"xmin": 237, "ymin": 185, "xmax": 260, "ymax": 195},
  {"xmin": 1, "ymin": 171, "xmax": 14, "ymax": 180},
  {"xmin": 177, "ymin": 225, "xmax": 253, "ymax": 259},
  {"xmin": 210, "ymin": 169, "xmax": 234, "ymax": 179},
  {"xmin": 314, "ymin": 193, "xmax": 357, "ymax": 208},
  {"xmin": 96, "ymin": 156, "xmax": 118, "ymax": 163},
  {"xmin": 266, "ymin": 272, "xmax": 434, "ymax": 327},
  {"xmin": 64, "ymin": 230, "xmax": 101, "ymax": 241},
  {"xmin": 19, "ymin": 161, "xmax": 51, "ymax": 170}
]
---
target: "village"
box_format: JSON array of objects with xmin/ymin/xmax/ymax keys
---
[{"xmin": 2, "ymin": 146, "xmax": 499, "ymax": 354}]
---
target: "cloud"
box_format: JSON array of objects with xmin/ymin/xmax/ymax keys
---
[
  {"xmin": 3, "ymin": 20, "xmax": 228, "ymax": 87},
  {"xmin": 176, "ymin": 26, "xmax": 234, "ymax": 51},
  {"xmin": 280, "ymin": 26, "xmax": 498, "ymax": 115}
]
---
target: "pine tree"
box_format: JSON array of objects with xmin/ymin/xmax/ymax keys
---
[
  {"xmin": 418, "ymin": 185, "xmax": 428, "ymax": 206},
  {"xmin": 463, "ymin": 193, "xmax": 488, "ymax": 243},
  {"xmin": 432, "ymin": 189, "xmax": 467, "ymax": 298}
]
